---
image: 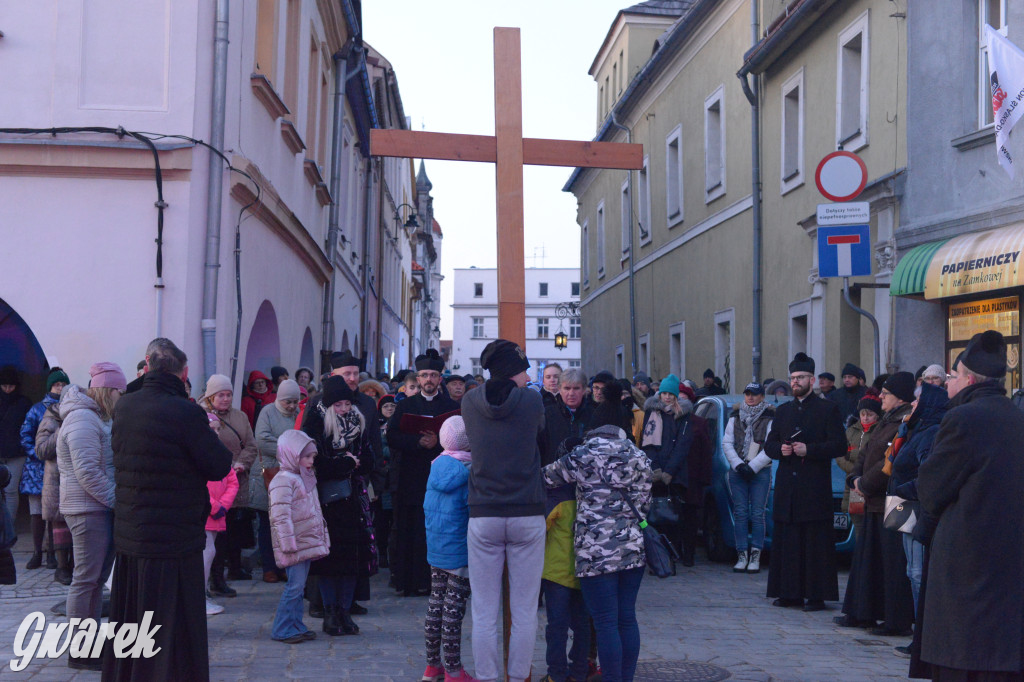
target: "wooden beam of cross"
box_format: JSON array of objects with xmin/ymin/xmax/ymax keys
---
[{"xmin": 370, "ymin": 27, "xmax": 643, "ymax": 349}]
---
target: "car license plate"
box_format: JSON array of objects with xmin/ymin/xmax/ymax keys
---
[{"xmin": 833, "ymin": 513, "xmax": 849, "ymax": 530}]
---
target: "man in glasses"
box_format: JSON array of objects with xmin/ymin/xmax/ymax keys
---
[{"xmin": 763, "ymin": 352, "xmax": 846, "ymax": 612}]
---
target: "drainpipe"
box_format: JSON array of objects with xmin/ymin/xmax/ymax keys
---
[
  {"xmin": 609, "ymin": 111, "xmax": 637, "ymax": 379},
  {"xmin": 323, "ymin": 48, "xmax": 349, "ymax": 370},
  {"xmin": 738, "ymin": 0, "xmax": 762, "ymax": 383},
  {"xmin": 201, "ymin": 0, "xmax": 229, "ymax": 383},
  {"xmin": 360, "ymin": 156, "xmax": 375, "ymax": 357}
]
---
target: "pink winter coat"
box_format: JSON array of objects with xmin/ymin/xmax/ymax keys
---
[
  {"xmin": 268, "ymin": 430, "xmax": 330, "ymax": 568},
  {"xmin": 206, "ymin": 469, "xmax": 239, "ymax": 532}
]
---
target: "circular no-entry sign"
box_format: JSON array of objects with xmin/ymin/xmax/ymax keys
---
[{"xmin": 815, "ymin": 151, "xmax": 868, "ymax": 202}]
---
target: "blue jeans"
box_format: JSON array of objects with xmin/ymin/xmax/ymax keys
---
[
  {"xmin": 319, "ymin": 575, "xmax": 357, "ymax": 609},
  {"xmin": 902, "ymin": 533, "xmax": 924, "ymax": 616},
  {"xmin": 579, "ymin": 567, "xmax": 644, "ymax": 682},
  {"xmin": 728, "ymin": 467, "xmax": 771, "ymax": 552},
  {"xmin": 543, "ymin": 580, "xmax": 590, "ymax": 682},
  {"xmin": 271, "ymin": 560, "xmax": 312, "ymax": 640}
]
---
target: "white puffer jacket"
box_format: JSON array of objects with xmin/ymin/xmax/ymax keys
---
[
  {"xmin": 56, "ymin": 385, "xmax": 115, "ymax": 515},
  {"xmin": 268, "ymin": 430, "xmax": 330, "ymax": 568}
]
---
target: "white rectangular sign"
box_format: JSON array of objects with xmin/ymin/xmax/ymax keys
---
[{"xmin": 817, "ymin": 202, "xmax": 869, "ymax": 226}]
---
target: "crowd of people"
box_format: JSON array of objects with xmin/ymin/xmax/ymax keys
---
[{"xmin": 0, "ymin": 330, "xmax": 1021, "ymax": 682}]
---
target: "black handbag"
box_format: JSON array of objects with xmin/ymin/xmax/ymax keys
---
[
  {"xmin": 612, "ymin": 487, "xmax": 677, "ymax": 579},
  {"xmin": 883, "ymin": 495, "xmax": 919, "ymax": 533},
  {"xmin": 647, "ymin": 495, "xmax": 680, "ymax": 526},
  {"xmin": 320, "ymin": 478, "xmax": 352, "ymax": 504}
]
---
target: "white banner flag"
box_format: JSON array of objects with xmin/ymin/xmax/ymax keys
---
[{"xmin": 985, "ymin": 25, "xmax": 1024, "ymax": 178}]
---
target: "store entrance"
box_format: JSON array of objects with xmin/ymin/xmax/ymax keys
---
[{"xmin": 946, "ymin": 294, "xmax": 1021, "ymax": 392}]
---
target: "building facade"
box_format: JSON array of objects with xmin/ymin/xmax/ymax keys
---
[
  {"xmin": 0, "ymin": 0, "xmax": 433, "ymax": 401},
  {"xmin": 450, "ymin": 268, "xmax": 581, "ymax": 380},
  {"xmin": 889, "ymin": 0, "xmax": 1023, "ymax": 393},
  {"xmin": 567, "ymin": 0, "xmax": 906, "ymax": 388}
]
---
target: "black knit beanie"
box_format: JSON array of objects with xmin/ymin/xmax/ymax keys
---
[{"xmin": 480, "ymin": 339, "xmax": 530, "ymax": 379}]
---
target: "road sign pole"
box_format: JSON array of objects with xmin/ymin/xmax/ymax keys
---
[{"xmin": 842, "ymin": 277, "xmax": 881, "ymax": 378}]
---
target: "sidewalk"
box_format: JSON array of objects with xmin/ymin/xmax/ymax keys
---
[{"xmin": 0, "ymin": 548, "xmax": 912, "ymax": 681}]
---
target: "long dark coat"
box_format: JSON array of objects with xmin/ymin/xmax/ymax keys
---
[
  {"xmin": 307, "ymin": 421, "xmax": 378, "ymax": 579},
  {"xmin": 918, "ymin": 381, "xmax": 1024, "ymax": 674},
  {"xmin": 539, "ymin": 397, "xmax": 593, "ymax": 467},
  {"xmin": 763, "ymin": 392, "xmax": 846, "ymax": 601},
  {"xmin": 386, "ymin": 392, "xmax": 459, "ymax": 593},
  {"xmin": 302, "ymin": 389, "xmax": 385, "ymax": 493}
]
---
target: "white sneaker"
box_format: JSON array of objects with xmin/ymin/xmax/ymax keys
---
[
  {"xmin": 747, "ymin": 548, "xmax": 762, "ymax": 573},
  {"xmin": 733, "ymin": 550, "xmax": 749, "ymax": 572},
  {"xmin": 206, "ymin": 599, "xmax": 225, "ymax": 616}
]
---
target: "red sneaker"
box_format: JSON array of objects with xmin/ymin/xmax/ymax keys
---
[
  {"xmin": 444, "ymin": 670, "xmax": 479, "ymax": 682},
  {"xmin": 421, "ymin": 666, "xmax": 444, "ymax": 682}
]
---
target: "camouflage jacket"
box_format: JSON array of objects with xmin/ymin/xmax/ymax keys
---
[{"xmin": 542, "ymin": 425, "xmax": 653, "ymax": 577}]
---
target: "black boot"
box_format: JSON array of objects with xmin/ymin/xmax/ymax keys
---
[
  {"xmin": 26, "ymin": 552, "xmax": 42, "ymax": 570},
  {"xmin": 53, "ymin": 549, "xmax": 72, "ymax": 585},
  {"xmin": 208, "ymin": 569, "xmax": 237, "ymax": 598},
  {"xmin": 226, "ymin": 548, "xmax": 251, "ymax": 581},
  {"xmin": 339, "ymin": 609, "xmax": 359, "ymax": 635},
  {"xmin": 44, "ymin": 551, "xmax": 57, "ymax": 570},
  {"xmin": 322, "ymin": 605, "xmax": 343, "ymax": 636}
]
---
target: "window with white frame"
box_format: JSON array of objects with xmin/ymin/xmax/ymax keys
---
[
  {"xmin": 638, "ymin": 333, "xmax": 650, "ymax": 376},
  {"xmin": 781, "ymin": 68, "xmax": 805, "ymax": 194},
  {"xmin": 669, "ymin": 321, "xmax": 685, "ymax": 379},
  {"xmin": 582, "ymin": 220, "xmax": 590, "ymax": 288},
  {"xmin": 638, "ymin": 156, "xmax": 651, "ymax": 244},
  {"xmin": 979, "ymin": 0, "xmax": 1008, "ymax": 127},
  {"xmin": 537, "ymin": 318, "xmax": 549, "ymax": 339},
  {"xmin": 666, "ymin": 125, "xmax": 684, "ymax": 226},
  {"xmin": 704, "ymin": 86, "xmax": 726, "ymax": 201},
  {"xmin": 714, "ymin": 309, "xmax": 735, "ymax": 393},
  {"xmin": 620, "ymin": 178, "xmax": 631, "ymax": 256},
  {"xmin": 837, "ymin": 11, "xmax": 869, "ymax": 151},
  {"xmin": 570, "ymin": 317, "xmax": 581, "ymax": 339},
  {"xmin": 472, "ymin": 317, "xmax": 484, "ymax": 338},
  {"xmin": 615, "ymin": 345, "xmax": 625, "ymax": 377},
  {"xmin": 568, "ymin": 359, "xmax": 581, "ymax": 369},
  {"xmin": 471, "ymin": 358, "xmax": 482, "ymax": 376},
  {"xmin": 596, "ymin": 201, "xmax": 606, "ymax": 276}
]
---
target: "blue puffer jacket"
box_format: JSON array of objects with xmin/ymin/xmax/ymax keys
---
[
  {"xmin": 18, "ymin": 393, "xmax": 58, "ymax": 496},
  {"xmin": 891, "ymin": 382, "xmax": 949, "ymax": 501},
  {"xmin": 423, "ymin": 453, "xmax": 470, "ymax": 570}
]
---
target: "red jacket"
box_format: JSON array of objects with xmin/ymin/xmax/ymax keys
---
[
  {"xmin": 206, "ymin": 469, "xmax": 239, "ymax": 532},
  {"xmin": 240, "ymin": 370, "xmax": 275, "ymax": 429}
]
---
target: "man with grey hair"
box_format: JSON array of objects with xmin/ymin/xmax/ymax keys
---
[
  {"xmin": 104, "ymin": 338, "xmax": 233, "ymax": 680},
  {"xmin": 915, "ymin": 331, "xmax": 1024, "ymax": 680},
  {"xmin": 539, "ymin": 368, "xmax": 593, "ymax": 466}
]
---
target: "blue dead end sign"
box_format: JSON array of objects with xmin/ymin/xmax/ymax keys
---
[{"xmin": 818, "ymin": 225, "xmax": 872, "ymax": 278}]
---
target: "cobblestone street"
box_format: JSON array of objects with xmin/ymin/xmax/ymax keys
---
[{"xmin": 0, "ymin": 545, "xmax": 913, "ymax": 681}]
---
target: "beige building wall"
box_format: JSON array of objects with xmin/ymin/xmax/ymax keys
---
[{"xmin": 756, "ymin": 1, "xmax": 906, "ymax": 379}]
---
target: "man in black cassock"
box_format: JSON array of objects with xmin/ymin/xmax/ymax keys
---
[
  {"xmin": 386, "ymin": 348, "xmax": 458, "ymax": 596},
  {"xmin": 104, "ymin": 338, "xmax": 232, "ymax": 681},
  {"xmin": 301, "ymin": 350, "xmax": 384, "ymax": 613},
  {"xmin": 763, "ymin": 352, "xmax": 845, "ymax": 611}
]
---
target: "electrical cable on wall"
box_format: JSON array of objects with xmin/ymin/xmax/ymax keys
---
[{"xmin": 0, "ymin": 126, "xmax": 261, "ymax": 361}]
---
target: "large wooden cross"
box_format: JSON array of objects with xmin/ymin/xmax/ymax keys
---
[{"xmin": 370, "ymin": 27, "xmax": 643, "ymax": 348}]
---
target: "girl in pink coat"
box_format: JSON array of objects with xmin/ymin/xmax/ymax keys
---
[
  {"xmin": 204, "ymin": 413, "xmax": 239, "ymax": 616},
  {"xmin": 269, "ymin": 429, "xmax": 330, "ymax": 643}
]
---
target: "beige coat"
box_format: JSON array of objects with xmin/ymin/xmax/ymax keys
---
[
  {"xmin": 35, "ymin": 403, "xmax": 63, "ymax": 523},
  {"xmin": 268, "ymin": 471, "xmax": 330, "ymax": 568},
  {"xmin": 211, "ymin": 407, "xmax": 258, "ymax": 508}
]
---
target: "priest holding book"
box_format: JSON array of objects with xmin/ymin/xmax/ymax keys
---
[{"xmin": 387, "ymin": 349, "xmax": 460, "ymax": 596}]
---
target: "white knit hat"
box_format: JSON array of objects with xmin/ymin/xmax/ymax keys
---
[
  {"xmin": 203, "ymin": 374, "xmax": 233, "ymax": 400},
  {"xmin": 440, "ymin": 416, "xmax": 470, "ymax": 452}
]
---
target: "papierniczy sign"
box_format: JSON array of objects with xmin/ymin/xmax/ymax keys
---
[{"xmin": 939, "ymin": 250, "xmax": 1021, "ymax": 276}]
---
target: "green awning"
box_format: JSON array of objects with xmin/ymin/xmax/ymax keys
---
[{"xmin": 890, "ymin": 239, "xmax": 949, "ymax": 297}]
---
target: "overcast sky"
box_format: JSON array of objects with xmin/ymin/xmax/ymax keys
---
[{"xmin": 362, "ymin": 1, "xmax": 632, "ymax": 339}]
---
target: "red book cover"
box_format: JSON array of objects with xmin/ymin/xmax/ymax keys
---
[{"xmin": 399, "ymin": 409, "xmax": 461, "ymax": 434}]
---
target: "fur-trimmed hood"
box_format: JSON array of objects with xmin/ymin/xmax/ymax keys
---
[{"xmin": 643, "ymin": 395, "xmax": 692, "ymax": 416}]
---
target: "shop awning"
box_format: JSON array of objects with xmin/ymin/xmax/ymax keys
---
[{"xmin": 891, "ymin": 223, "xmax": 1024, "ymax": 299}]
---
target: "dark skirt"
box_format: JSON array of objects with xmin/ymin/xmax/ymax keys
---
[
  {"xmin": 103, "ymin": 551, "xmax": 208, "ymax": 682},
  {"xmin": 389, "ymin": 502, "xmax": 431, "ymax": 594},
  {"xmin": 0, "ymin": 547, "xmax": 15, "ymax": 585},
  {"xmin": 766, "ymin": 519, "xmax": 839, "ymax": 602},
  {"xmin": 842, "ymin": 511, "xmax": 914, "ymax": 631}
]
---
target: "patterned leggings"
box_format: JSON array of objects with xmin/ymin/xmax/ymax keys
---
[{"xmin": 425, "ymin": 567, "xmax": 472, "ymax": 672}]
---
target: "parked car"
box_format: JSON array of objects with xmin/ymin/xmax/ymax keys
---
[{"xmin": 694, "ymin": 394, "xmax": 856, "ymax": 563}]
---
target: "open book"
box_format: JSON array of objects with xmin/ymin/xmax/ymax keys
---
[{"xmin": 398, "ymin": 409, "xmax": 461, "ymax": 434}]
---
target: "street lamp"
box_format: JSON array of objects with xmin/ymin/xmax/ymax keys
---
[
  {"xmin": 553, "ymin": 301, "xmax": 579, "ymax": 350},
  {"xmin": 394, "ymin": 202, "xmax": 419, "ymax": 230}
]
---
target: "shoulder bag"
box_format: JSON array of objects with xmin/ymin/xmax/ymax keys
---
[
  {"xmin": 883, "ymin": 495, "xmax": 918, "ymax": 534},
  {"xmin": 604, "ymin": 481, "xmax": 677, "ymax": 579},
  {"xmin": 261, "ymin": 453, "xmax": 281, "ymax": 489},
  {"xmin": 320, "ymin": 477, "xmax": 352, "ymax": 504}
]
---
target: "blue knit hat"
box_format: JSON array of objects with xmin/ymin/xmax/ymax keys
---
[{"xmin": 658, "ymin": 373, "xmax": 680, "ymax": 397}]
